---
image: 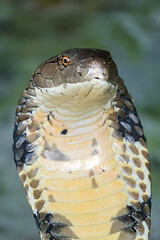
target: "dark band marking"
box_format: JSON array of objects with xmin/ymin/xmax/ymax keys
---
[
  {"xmin": 43, "ymin": 142, "xmax": 70, "ymax": 161},
  {"xmin": 110, "ymin": 197, "xmax": 151, "ymax": 238},
  {"xmin": 33, "ymin": 212, "xmax": 78, "ymax": 240},
  {"xmin": 30, "ymin": 179, "xmax": 39, "ymax": 188},
  {"xmin": 91, "ymin": 178, "xmax": 98, "ymax": 188},
  {"xmin": 91, "ymin": 149, "xmax": 98, "ymax": 156},
  {"xmin": 115, "ymin": 91, "xmax": 146, "ymax": 144},
  {"xmin": 132, "ymin": 157, "xmax": 141, "ymax": 168},
  {"xmin": 13, "ymin": 90, "xmax": 39, "ymax": 167},
  {"xmin": 27, "ymin": 168, "xmax": 39, "ymax": 179},
  {"xmin": 119, "ymin": 154, "xmax": 129, "ymax": 164},
  {"xmin": 13, "ymin": 124, "xmax": 38, "ymax": 167},
  {"xmin": 92, "ymin": 138, "xmax": 98, "ymax": 147},
  {"xmin": 123, "ymin": 176, "xmax": 136, "ymax": 188},
  {"xmin": 61, "ymin": 129, "xmax": 68, "ymax": 135},
  {"xmin": 48, "ymin": 195, "xmax": 55, "ymax": 202},
  {"xmin": 33, "ymin": 189, "xmax": 43, "ymax": 199},
  {"xmin": 89, "ymin": 170, "xmax": 94, "ymax": 177},
  {"xmin": 20, "ymin": 174, "xmax": 26, "ymax": 184},
  {"xmin": 136, "ymin": 170, "xmax": 144, "ymax": 180},
  {"xmin": 35, "ymin": 200, "xmax": 45, "ymax": 211}
]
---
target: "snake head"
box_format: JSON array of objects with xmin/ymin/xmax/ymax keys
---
[
  {"xmin": 33, "ymin": 48, "xmax": 120, "ymax": 87},
  {"xmin": 30, "ymin": 48, "xmax": 125, "ymax": 110}
]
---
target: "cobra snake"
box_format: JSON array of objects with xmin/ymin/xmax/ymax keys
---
[{"xmin": 13, "ymin": 48, "xmax": 151, "ymax": 240}]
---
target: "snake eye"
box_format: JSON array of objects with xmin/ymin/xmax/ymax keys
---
[
  {"xmin": 108, "ymin": 55, "xmax": 112, "ymax": 64},
  {"xmin": 62, "ymin": 56, "xmax": 70, "ymax": 66}
]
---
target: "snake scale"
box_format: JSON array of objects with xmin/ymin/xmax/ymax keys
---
[{"xmin": 13, "ymin": 48, "xmax": 151, "ymax": 240}]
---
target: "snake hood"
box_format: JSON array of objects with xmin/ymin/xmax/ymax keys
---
[{"xmin": 13, "ymin": 48, "xmax": 151, "ymax": 240}]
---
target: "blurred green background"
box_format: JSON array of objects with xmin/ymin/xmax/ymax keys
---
[{"xmin": 0, "ymin": 0, "xmax": 160, "ymax": 239}]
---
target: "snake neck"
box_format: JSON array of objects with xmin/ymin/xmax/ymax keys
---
[
  {"xmin": 32, "ymin": 78, "xmax": 118, "ymax": 112},
  {"xmin": 17, "ymin": 79, "xmax": 120, "ymax": 173},
  {"xmin": 15, "ymin": 84, "xmax": 130, "ymax": 174},
  {"xmin": 27, "ymin": 102, "xmax": 115, "ymax": 173}
]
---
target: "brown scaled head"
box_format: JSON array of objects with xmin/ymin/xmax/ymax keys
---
[{"xmin": 32, "ymin": 48, "xmax": 119, "ymax": 88}]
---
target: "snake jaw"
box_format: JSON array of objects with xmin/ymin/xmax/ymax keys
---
[{"xmin": 32, "ymin": 78, "xmax": 117, "ymax": 113}]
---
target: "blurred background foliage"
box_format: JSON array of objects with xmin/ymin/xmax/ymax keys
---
[{"xmin": 0, "ymin": 0, "xmax": 160, "ymax": 239}]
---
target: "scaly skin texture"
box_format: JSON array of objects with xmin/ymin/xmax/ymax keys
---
[{"xmin": 13, "ymin": 48, "xmax": 151, "ymax": 240}]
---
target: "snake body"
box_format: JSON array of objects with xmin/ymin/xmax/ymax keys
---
[{"xmin": 13, "ymin": 48, "xmax": 151, "ymax": 240}]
